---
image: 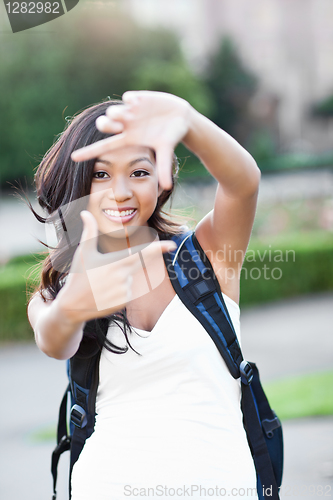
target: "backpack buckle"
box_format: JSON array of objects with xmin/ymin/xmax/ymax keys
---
[
  {"xmin": 70, "ymin": 404, "xmax": 87, "ymax": 428},
  {"xmin": 239, "ymin": 360, "xmax": 253, "ymax": 385},
  {"xmin": 262, "ymin": 413, "xmax": 281, "ymax": 438}
]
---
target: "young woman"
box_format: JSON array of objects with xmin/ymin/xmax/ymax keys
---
[{"xmin": 28, "ymin": 91, "xmax": 261, "ymax": 499}]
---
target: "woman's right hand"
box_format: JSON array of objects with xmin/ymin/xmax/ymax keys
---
[
  {"xmin": 71, "ymin": 90, "xmax": 192, "ymax": 190},
  {"xmin": 56, "ymin": 210, "xmax": 176, "ymax": 324}
]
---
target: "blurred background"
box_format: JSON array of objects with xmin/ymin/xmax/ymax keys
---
[{"xmin": 0, "ymin": 0, "xmax": 332, "ymax": 499}]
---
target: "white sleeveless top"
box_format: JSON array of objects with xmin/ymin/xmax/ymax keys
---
[{"xmin": 71, "ymin": 294, "xmax": 258, "ymax": 500}]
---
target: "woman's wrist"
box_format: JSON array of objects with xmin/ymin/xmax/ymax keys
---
[
  {"xmin": 181, "ymin": 105, "xmax": 211, "ymax": 157},
  {"xmin": 181, "ymin": 102, "xmax": 198, "ymax": 145},
  {"xmin": 33, "ymin": 296, "xmax": 84, "ymax": 360},
  {"xmin": 53, "ymin": 289, "xmax": 86, "ymax": 331}
]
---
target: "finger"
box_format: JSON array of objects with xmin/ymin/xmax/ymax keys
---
[
  {"xmin": 155, "ymin": 145, "xmax": 174, "ymax": 191},
  {"xmin": 122, "ymin": 91, "xmax": 141, "ymax": 107},
  {"xmin": 106, "ymin": 104, "xmax": 134, "ymax": 121},
  {"xmin": 126, "ymin": 240, "xmax": 177, "ymax": 274},
  {"xmin": 79, "ymin": 210, "xmax": 99, "ymax": 255},
  {"xmin": 158, "ymin": 240, "xmax": 178, "ymax": 253},
  {"xmin": 96, "ymin": 115, "xmax": 124, "ymax": 134},
  {"xmin": 71, "ymin": 134, "xmax": 127, "ymax": 162},
  {"xmin": 86, "ymin": 240, "xmax": 177, "ymax": 311},
  {"xmin": 97, "ymin": 239, "xmax": 176, "ymax": 269},
  {"xmin": 126, "ymin": 240, "xmax": 177, "ymax": 294}
]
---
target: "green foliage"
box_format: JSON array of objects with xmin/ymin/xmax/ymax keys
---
[
  {"xmin": 133, "ymin": 58, "xmax": 212, "ymax": 116},
  {"xmin": 312, "ymin": 93, "xmax": 333, "ymax": 117},
  {"xmin": 175, "ymin": 144, "xmax": 211, "ymax": 183},
  {"xmin": 240, "ymin": 233, "xmax": 333, "ymax": 306},
  {"xmin": 204, "ymin": 37, "xmax": 257, "ymax": 138},
  {"xmin": 0, "ymin": 254, "xmax": 42, "ymax": 341},
  {"xmin": 246, "ymin": 129, "xmax": 277, "ymax": 165},
  {"xmin": 264, "ymin": 371, "xmax": 333, "ymax": 420},
  {"xmin": 257, "ymin": 151, "xmax": 333, "ymax": 173},
  {"xmin": 29, "ymin": 424, "xmax": 57, "ymax": 443},
  {"xmin": 0, "ymin": 12, "xmax": 209, "ymax": 188}
]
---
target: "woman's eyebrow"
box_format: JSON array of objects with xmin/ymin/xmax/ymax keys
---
[
  {"xmin": 128, "ymin": 157, "xmax": 154, "ymax": 167},
  {"xmin": 95, "ymin": 159, "xmax": 110, "ymax": 165},
  {"xmin": 94, "ymin": 157, "xmax": 154, "ymax": 167}
]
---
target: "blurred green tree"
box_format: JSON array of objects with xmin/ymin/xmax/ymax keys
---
[
  {"xmin": 312, "ymin": 93, "xmax": 333, "ymax": 117},
  {"xmin": 0, "ymin": 12, "xmax": 210, "ymax": 188},
  {"xmin": 204, "ymin": 37, "xmax": 257, "ymax": 143}
]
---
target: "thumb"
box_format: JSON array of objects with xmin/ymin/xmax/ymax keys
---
[
  {"xmin": 79, "ymin": 210, "xmax": 99, "ymax": 255},
  {"xmin": 155, "ymin": 145, "xmax": 174, "ymax": 191}
]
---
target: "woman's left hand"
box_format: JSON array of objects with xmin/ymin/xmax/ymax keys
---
[{"xmin": 71, "ymin": 90, "xmax": 192, "ymax": 190}]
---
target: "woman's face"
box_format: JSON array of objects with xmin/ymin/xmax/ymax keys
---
[{"xmin": 87, "ymin": 145, "xmax": 162, "ymax": 241}]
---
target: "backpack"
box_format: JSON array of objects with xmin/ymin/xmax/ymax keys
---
[{"xmin": 51, "ymin": 230, "xmax": 283, "ymax": 500}]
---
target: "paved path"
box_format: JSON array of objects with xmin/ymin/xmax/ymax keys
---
[{"xmin": 0, "ymin": 293, "xmax": 332, "ymax": 499}]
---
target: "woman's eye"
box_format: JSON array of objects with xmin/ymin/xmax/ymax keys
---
[
  {"xmin": 93, "ymin": 171, "xmax": 109, "ymax": 179},
  {"xmin": 131, "ymin": 170, "xmax": 149, "ymax": 178}
]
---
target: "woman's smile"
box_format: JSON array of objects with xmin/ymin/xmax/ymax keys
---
[{"xmin": 102, "ymin": 207, "xmax": 137, "ymax": 223}]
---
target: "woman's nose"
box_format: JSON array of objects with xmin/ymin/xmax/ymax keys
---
[{"xmin": 108, "ymin": 177, "xmax": 132, "ymax": 202}]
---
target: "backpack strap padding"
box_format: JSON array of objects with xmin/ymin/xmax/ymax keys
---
[
  {"xmin": 69, "ymin": 349, "xmax": 102, "ymax": 462},
  {"xmin": 68, "ymin": 328, "xmax": 107, "ymax": 497},
  {"xmin": 51, "ymin": 385, "xmax": 71, "ymax": 500},
  {"xmin": 241, "ymin": 381, "xmax": 280, "ymax": 500},
  {"xmin": 246, "ymin": 363, "xmax": 284, "ymax": 490},
  {"xmin": 51, "ymin": 319, "xmax": 109, "ymax": 499}
]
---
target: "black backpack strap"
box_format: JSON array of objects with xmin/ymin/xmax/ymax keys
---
[
  {"xmin": 68, "ymin": 319, "xmax": 110, "ymax": 497},
  {"xmin": 68, "ymin": 347, "xmax": 102, "ymax": 477},
  {"xmin": 247, "ymin": 364, "xmax": 284, "ymax": 489},
  {"xmin": 164, "ymin": 231, "xmax": 281, "ymax": 500},
  {"xmin": 241, "ymin": 382, "xmax": 280, "ymax": 499},
  {"xmin": 51, "ymin": 318, "xmax": 108, "ymax": 499},
  {"xmin": 51, "ymin": 384, "xmax": 71, "ymax": 500}
]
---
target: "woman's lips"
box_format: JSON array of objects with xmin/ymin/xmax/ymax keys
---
[{"xmin": 102, "ymin": 208, "xmax": 137, "ymax": 223}]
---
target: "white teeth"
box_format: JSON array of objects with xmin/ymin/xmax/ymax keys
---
[{"xmin": 104, "ymin": 209, "xmax": 135, "ymax": 217}]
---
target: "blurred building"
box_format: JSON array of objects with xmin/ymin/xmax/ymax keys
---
[{"xmin": 122, "ymin": 0, "xmax": 333, "ymax": 153}]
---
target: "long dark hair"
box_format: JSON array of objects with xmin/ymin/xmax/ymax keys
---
[{"xmin": 29, "ymin": 98, "xmax": 182, "ymax": 355}]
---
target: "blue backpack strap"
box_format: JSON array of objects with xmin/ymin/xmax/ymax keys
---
[
  {"xmin": 166, "ymin": 230, "xmax": 246, "ymax": 380},
  {"xmin": 164, "ymin": 230, "xmax": 282, "ymax": 500},
  {"xmin": 68, "ymin": 343, "xmax": 102, "ymax": 482},
  {"xmin": 51, "ymin": 384, "xmax": 71, "ymax": 500},
  {"xmin": 51, "ymin": 319, "xmax": 108, "ymax": 499}
]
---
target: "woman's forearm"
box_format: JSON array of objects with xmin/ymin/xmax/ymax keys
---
[
  {"xmin": 31, "ymin": 295, "xmax": 84, "ymax": 360},
  {"xmin": 182, "ymin": 106, "xmax": 261, "ymax": 197}
]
